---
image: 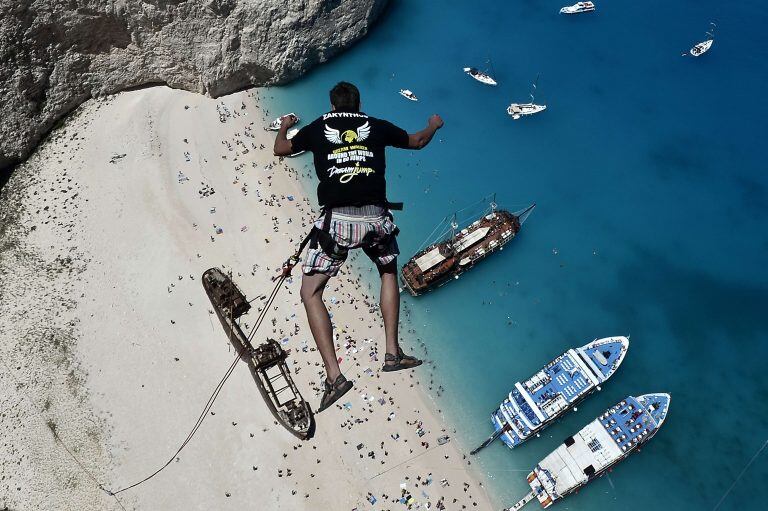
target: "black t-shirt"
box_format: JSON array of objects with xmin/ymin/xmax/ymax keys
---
[{"xmin": 289, "ymin": 111, "xmax": 409, "ymax": 208}]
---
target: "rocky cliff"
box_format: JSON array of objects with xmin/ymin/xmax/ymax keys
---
[{"xmin": 0, "ymin": 0, "xmax": 389, "ymax": 171}]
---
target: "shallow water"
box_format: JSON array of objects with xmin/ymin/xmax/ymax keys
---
[{"xmin": 264, "ymin": 1, "xmax": 768, "ymax": 508}]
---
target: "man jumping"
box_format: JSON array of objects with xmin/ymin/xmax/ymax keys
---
[{"xmin": 274, "ymin": 81, "xmax": 443, "ymax": 412}]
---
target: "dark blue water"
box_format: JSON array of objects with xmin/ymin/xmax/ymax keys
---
[{"xmin": 265, "ymin": 1, "xmax": 768, "ymax": 508}]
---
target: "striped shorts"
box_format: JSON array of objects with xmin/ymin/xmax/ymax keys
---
[{"xmin": 302, "ymin": 205, "xmax": 400, "ymax": 277}]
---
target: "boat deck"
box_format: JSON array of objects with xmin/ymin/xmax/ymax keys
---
[
  {"xmin": 493, "ymin": 337, "xmax": 628, "ymax": 449},
  {"xmin": 580, "ymin": 338, "xmax": 627, "ymax": 379},
  {"xmin": 531, "ymin": 353, "xmax": 591, "ymax": 404},
  {"xmin": 504, "ymin": 393, "xmax": 670, "ymax": 509},
  {"xmin": 401, "ymin": 209, "xmax": 521, "ymax": 295},
  {"xmin": 601, "ymin": 394, "xmax": 670, "ymax": 452},
  {"xmin": 498, "ymin": 353, "xmax": 592, "ymax": 447}
]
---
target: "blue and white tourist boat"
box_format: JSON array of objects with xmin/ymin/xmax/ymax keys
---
[
  {"xmin": 471, "ymin": 336, "xmax": 629, "ymax": 454},
  {"xmin": 507, "ymin": 393, "xmax": 671, "ymax": 509}
]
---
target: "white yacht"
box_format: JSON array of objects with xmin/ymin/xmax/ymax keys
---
[
  {"xmin": 507, "ymin": 75, "xmax": 546, "ymax": 120},
  {"xmin": 560, "ymin": 2, "xmax": 595, "ymax": 14},
  {"xmin": 464, "ymin": 60, "xmax": 498, "ymax": 86},
  {"xmin": 399, "ymin": 89, "xmax": 418, "ymax": 101}
]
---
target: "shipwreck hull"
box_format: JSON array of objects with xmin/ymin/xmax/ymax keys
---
[{"xmin": 202, "ymin": 268, "xmax": 313, "ymax": 440}]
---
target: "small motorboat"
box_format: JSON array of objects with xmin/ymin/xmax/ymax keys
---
[
  {"xmin": 507, "ymin": 75, "xmax": 546, "ymax": 120},
  {"xmin": 560, "ymin": 1, "xmax": 595, "ymax": 14},
  {"xmin": 689, "ymin": 23, "xmax": 716, "ymax": 57},
  {"xmin": 265, "ymin": 113, "xmax": 299, "ymax": 131},
  {"xmin": 463, "ymin": 66, "xmax": 497, "ymax": 86},
  {"xmin": 286, "ymin": 128, "xmax": 305, "ymax": 157},
  {"xmin": 399, "ymin": 89, "xmax": 418, "ymax": 101}
]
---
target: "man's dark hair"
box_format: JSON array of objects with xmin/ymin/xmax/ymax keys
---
[{"xmin": 330, "ymin": 82, "xmax": 360, "ymax": 112}]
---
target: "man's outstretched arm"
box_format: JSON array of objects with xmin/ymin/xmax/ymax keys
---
[
  {"xmin": 408, "ymin": 114, "xmax": 444, "ymax": 150},
  {"xmin": 273, "ymin": 115, "xmax": 297, "ymax": 156}
]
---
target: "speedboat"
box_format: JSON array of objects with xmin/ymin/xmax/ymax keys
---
[
  {"xmin": 560, "ymin": 1, "xmax": 595, "ymax": 14},
  {"xmin": 265, "ymin": 113, "xmax": 299, "ymax": 131},
  {"xmin": 689, "ymin": 23, "xmax": 716, "ymax": 57},
  {"xmin": 399, "ymin": 89, "xmax": 418, "ymax": 101},
  {"xmin": 463, "ymin": 67, "xmax": 498, "ymax": 86},
  {"xmin": 286, "ymin": 128, "xmax": 305, "ymax": 157}
]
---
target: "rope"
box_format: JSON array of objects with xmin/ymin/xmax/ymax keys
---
[
  {"xmin": 415, "ymin": 195, "xmax": 498, "ymax": 251},
  {"xmin": 0, "ymin": 353, "xmax": 128, "ymax": 510},
  {"xmin": 104, "ymin": 271, "xmax": 289, "ymax": 496},
  {"xmin": 246, "ymin": 271, "xmax": 287, "ymax": 344},
  {"xmin": 103, "ymin": 232, "xmax": 311, "ymax": 496},
  {"xmin": 368, "ymin": 443, "xmax": 442, "ymax": 480},
  {"xmin": 104, "ymin": 350, "xmax": 242, "ymax": 496},
  {"xmin": 416, "ymin": 215, "xmax": 450, "ymax": 252},
  {"xmin": 416, "ymin": 194, "xmax": 533, "ymax": 251},
  {"xmin": 712, "ymin": 439, "xmax": 768, "ymax": 511}
]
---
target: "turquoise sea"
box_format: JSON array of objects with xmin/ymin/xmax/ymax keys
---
[{"xmin": 265, "ymin": 1, "xmax": 768, "ymax": 509}]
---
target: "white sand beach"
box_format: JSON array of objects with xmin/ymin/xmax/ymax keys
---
[{"xmin": 0, "ymin": 87, "xmax": 493, "ymax": 510}]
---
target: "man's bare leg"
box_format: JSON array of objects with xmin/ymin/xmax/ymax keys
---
[
  {"xmin": 300, "ymin": 271, "xmax": 340, "ymax": 382},
  {"xmin": 378, "ymin": 259, "xmax": 421, "ymax": 370},
  {"xmin": 378, "ymin": 261, "xmax": 400, "ymax": 357}
]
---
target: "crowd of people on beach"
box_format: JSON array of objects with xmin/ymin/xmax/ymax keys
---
[{"xmin": 158, "ymin": 90, "xmax": 488, "ymax": 509}]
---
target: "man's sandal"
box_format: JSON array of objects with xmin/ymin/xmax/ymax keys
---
[
  {"xmin": 317, "ymin": 374, "xmax": 353, "ymax": 413},
  {"xmin": 382, "ymin": 347, "xmax": 423, "ymax": 372}
]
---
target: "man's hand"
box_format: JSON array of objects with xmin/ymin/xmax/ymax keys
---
[
  {"xmin": 274, "ymin": 115, "xmax": 296, "ymax": 156},
  {"xmin": 408, "ymin": 114, "xmax": 444, "ymax": 149},
  {"xmin": 280, "ymin": 114, "xmax": 297, "ymax": 129},
  {"xmin": 428, "ymin": 114, "xmax": 444, "ymax": 130}
]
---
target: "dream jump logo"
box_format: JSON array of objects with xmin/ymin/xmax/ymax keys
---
[
  {"xmin": 324, "ymin": 122, "xmax": 371, "ymax": 144},
  {"xmin": 327, "ymin": 164, "xmax": 375, "ymax": 183}
]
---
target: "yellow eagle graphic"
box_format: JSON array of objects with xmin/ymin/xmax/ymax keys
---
[{"xmin": 324, "ymin": 121, "xmax": 371, "ymax": 144}]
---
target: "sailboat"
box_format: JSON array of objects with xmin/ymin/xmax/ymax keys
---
[
  {"xmin": 688, "ymin": 22, "xmax": 716, "ymax": 57},
  {"xmin": 400, "ymin": 195, "xmax": 535, "ymax": 296},
  {"xmin": 507, "ymin": 75, "xmax": 546, "ymax": 120},
  {"xmin": 464, "ymin": 58, "xmax": 498, "ymax": 86}
]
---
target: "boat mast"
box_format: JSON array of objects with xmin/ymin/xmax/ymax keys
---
[
  {"xmin": 707, "ymin": 21, "xmax": 716, "ymax": 40},
  {"xmin": 490, "ymin": 193, "xmax": 498, "ymax": 212},
  {"xmin": 530, "ymin": 73, "xmax": 540, "ymax": 104},
  {"xmin": 487, "ymin": 56, "xmax": 496, "ymax": 77}
]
